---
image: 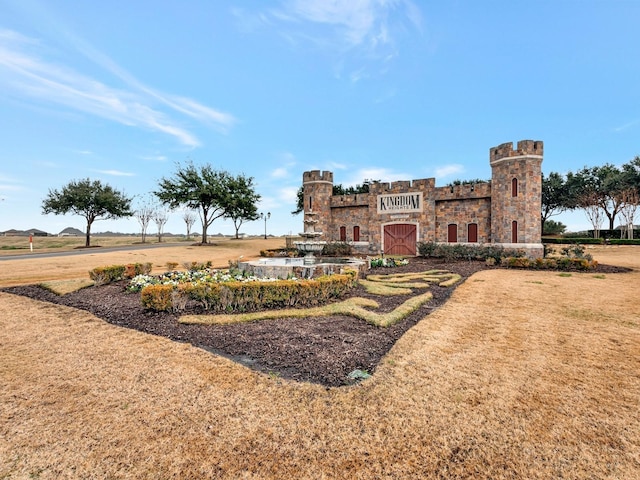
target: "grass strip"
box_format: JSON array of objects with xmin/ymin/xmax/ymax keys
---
[
  {"xmin": 180, "ymin": 291, "xmax": 433, "ymax": 328},
  {"xmin": 39, "ymin": 279, "xmax": 95, "ymax": 295},
  {"xmin": 365, "ymin": 270, "xmax": 462, "ymax": 288},
  {"xmin": 358, "ymin": 279, "xmax": 414, "ymax": 295}
]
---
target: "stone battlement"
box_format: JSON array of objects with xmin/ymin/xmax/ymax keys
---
[
  {"xmin": 303, "ymin": 170, "xmax": 333, "ymax": 183},
  {"xmin": 330, "ymin": 194, "xmax": 369, "ymax": 208},
  {"xmin": 433, "ymin": 182, "xmax": 492, "ymax": 201},
  {"xmin": 369, "ymin": 178, "xmax": 434, "ymax": 194},
  {"xmin": 490, "ymin": 140, "xmax": 543, "ymax": 164}
]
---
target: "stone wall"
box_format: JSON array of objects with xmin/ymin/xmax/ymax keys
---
[{"xmin": 300, "ymin": 140, "xmax": 544, "ymax": 257}]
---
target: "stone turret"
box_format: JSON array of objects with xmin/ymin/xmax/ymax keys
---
[
  {"xmin": 301, "ymin": 171, "xmax": 333, "ymax": 240},
  {"xmin": 490, "ymin": 140, "xmax": 543, "ymax": 252}
]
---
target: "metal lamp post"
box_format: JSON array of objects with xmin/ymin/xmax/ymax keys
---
[{"xmin": 260, "ymin": 212, "xmax": 271, "ymax": 239}]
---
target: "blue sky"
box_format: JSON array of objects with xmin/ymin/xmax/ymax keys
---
[{"xmin": 1, "ymin": 0, "xmax": 639, "ymax": 237}]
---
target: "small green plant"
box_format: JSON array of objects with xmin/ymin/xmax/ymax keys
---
[
  {"xmin": 166, "ymin": 261, "xmax": 179, "ymax": 271},
  {"xmin": 558, "ymin": 273, "xmax": 572, "ymax": 277},
  {"xmin": 183, "ymin": 260, "xmax": 213, "ymax": 271},
  {"xmin": 347, "ymin": 369, "xmax": 371, "ymax": 381},
  {"xmin": 369, "ymin": 257, "xmax": 409, "ymax": 268}
]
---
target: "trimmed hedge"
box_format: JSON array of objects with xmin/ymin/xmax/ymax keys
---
[
  {"xmin": 543, "ymin": 237, "xmax": 640, "ymax": 245},
  {"xmin": 140, "ymin": 272, "xmax": 357, "ymax": 312},
  {"xmin": 89, "ymin": 262, "xmax": 152, "ymax": 286},
  {"xmin": 607, "ymin": 239, "xmax": 640, "ymax": 245},
  {"xmin": 89, "ymin": 265, "xmax": 126, "ymax": 285},
  {"xmin": 417, "ymin": 242, "xmax": 526, "ymax": 263},
  {"xmin": 503, "ymin": 256, "xmax": 598, "ymax": 271},
  {"xmin": 543, "ymin": 237, "xmax": 603, "ymax": 245}
]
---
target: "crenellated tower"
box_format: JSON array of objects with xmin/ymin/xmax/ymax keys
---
[
  {"xmin": 301, "ymin": 170, "xmax": 333, "ymax": 239},
  {"xmin": 490, "ymin": 140, "xmax": 543, "ymax": 249}
]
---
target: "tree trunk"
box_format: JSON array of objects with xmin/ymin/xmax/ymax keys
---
[
  {"xmin": 201, "ymin": 222, "xmax": 208, "ymax": 244},
  {"xmin": 85, "ymin": 222, "xmax": 92, "ymax": 247}
]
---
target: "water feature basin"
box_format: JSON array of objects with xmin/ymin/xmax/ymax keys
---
[{"xmin": 239, "ymin": 256, "xmax": 367, "ymax": 279}]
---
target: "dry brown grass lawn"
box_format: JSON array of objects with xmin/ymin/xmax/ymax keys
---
[
  {"xmin": 1, "ymin": 244, "xmax": 639, "ymax": 479},
  {"xmin": 0, "ymin": 237, "xmax": 283, "ymax": 287}
]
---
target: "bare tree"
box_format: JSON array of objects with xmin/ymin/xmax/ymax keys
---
[
  {"xmin": 153, "ymin": 209, "xmax": 169, "ymax": 243},
  {"xmin": 182, "ymin": 210, "xmax": 197, "ymax": 240},
  {"xmin": 619, "ymin": 188, "xmax": 639, "ymax": 239},
  {"xmin": 580, "ymin": 192, "xmax": 604, "ymax": 239},
  {"xmin": 134, "ymin": 197, "xmax": 155, "ymax": 243}
]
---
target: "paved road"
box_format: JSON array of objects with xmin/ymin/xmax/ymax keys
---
[{"xmin": 0, "ymin": 242, "xmax": 186, "ymax": 261}]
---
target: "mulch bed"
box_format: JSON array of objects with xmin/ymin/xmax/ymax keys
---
[{"xmin": 2, "ymin": 259, "xmax": 629, "ymax": 387}]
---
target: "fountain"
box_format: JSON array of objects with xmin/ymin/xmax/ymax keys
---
[
  {"xmin": 293, "ymin": 211, "xmax": 327, "ymax": 265},
  {"xmin": 237, "ymin": 210, "xmax": 366, "ymax": 279}
]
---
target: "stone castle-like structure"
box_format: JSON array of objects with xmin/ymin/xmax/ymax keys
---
[{"xmin": 300, "ymin": 139, "xmax": 544, "ymax": 257}]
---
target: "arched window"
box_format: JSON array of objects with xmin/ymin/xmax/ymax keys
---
[
  {"xmin": 447, "ymin": 224, "xmax": 458, "ymax": 243},
  {"xmin": 339, "ymin": 226, "xmax": 347, "ymax": 242},
  {"xmin": 467, "ymin": 223, "xmax": 478, "ymax": 243},
  {"xmin": 353, "ymin": 226, "xmax": 360, "ymax": 242},
  {"xmin": 512, "ymin": 221, "xmax": 518, "ymax": 243},
  {"xmin": 511, "ymin": 178, "xmax": 518, "ymax": 197}
]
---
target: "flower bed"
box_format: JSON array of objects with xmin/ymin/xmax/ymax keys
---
[{"xmin": 129, "ymin": 267, "xmax": 357, "ymax": 312}]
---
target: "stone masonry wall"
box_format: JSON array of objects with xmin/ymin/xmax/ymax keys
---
[
  {"xmin": 300, "ymin": 139, "xmax": 543, "ymax": 256},
  {"xmin": 434, "ymin": 197, "xmax": 492, "ymax": 243}
]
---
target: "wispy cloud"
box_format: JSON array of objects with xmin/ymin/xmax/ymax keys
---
[
  {"xmin": 271, "ymin": 167, "xmax": 289, "ymax": 179},
  {"xmin": 434, "ymin": 164, "xmax": 464, "ymax": 179},
  {"xmin": 270, "ymin": 152, "xmax": 297, "ymax": 179},
  {"xmin": 140, "ymin": 154, "xmax": 168, "ymax": 162},
  {"xmin": 279, "ymin": 0, "xmax": 420, "ymax": 49},
  {"xmin": 0, "ymin": 183, "xmax": 24, "ymax": 192},
  {"xmin": 612, "ymin": 119, "xmax": 639, "ymax": 133},
  {"xmin": 251, "ymin": 0, "xmax": 423, "ymax": 81},
  {"xmin": 0, "ymin": 28, "xmax": 236, "ymax": 147},
  {"xmin": 95, "ymin": 170, "xmax": 135, "ymax": 177},
  {"xmin": 279, "ymin": 186, "xmax": 299, "ymax": 204}
]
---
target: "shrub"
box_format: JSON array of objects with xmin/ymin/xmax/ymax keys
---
[
  {"xmin": 183, "ymin": 260, "xmax": 213, "ymax": 271},
  {"xmin": 260, "ymin": 248, "xmax": 299, "ymax": 257},
  {"xmin": 416, "ymin": 242, "xmax": 525, "ymax": 263},
  {"xmin": 89, "ymin": 265, "xmax": 126, "ymax": 286},
  {"xmin": 141, "ymin": 285, "xmax": 174, "ymax": 311},
  {"xmin": 322, "ymin": 242, "xmax": 352, "ymax": 256},
  {"xmin": 141, "ymin": 272, "xmax": 357, "ymax": 313},
  {"xmin": 502, "ymin": 256, "xmax": 598, "ymax": 271},
  {"xmin": 124, "ymin": 262, "xmax": 152, "ymax": 279}
]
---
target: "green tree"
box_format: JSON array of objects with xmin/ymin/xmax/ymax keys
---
[
  {"xmin": 223, "ymin": 173, "xmax": 261, "ymax": 239},
  {"xmin": 154, "ymin": 162, "xmax": 230, "ymax": 244},
  {"xmin": 566, "ymin": 164, "xmax": 628, "ymax": 230},
  {"xmin": 541, "ymin": 172, "xmax": 570, "ymax": 229},
  {"xmin": 542, "ymin": 219, "xmax": 567, "ymax": 236},
  {"xmin": 41, "ymin": 178, "xmax": 132, "ymax": 247}
]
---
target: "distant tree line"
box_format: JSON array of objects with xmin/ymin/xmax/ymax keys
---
[{"xmin": 542, "ymin": 156, "xmax": 640, "ymax": 237}]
